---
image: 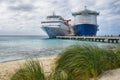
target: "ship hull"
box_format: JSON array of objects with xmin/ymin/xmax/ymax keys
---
[
  {"xmin": 73, "ymin": 24, "xmax": 98, "ymax": 36},
  {"xmin": 42, "ymin": 27, "xmax": 69, "ymax": 38}
]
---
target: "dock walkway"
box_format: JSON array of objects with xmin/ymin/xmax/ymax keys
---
[{"xmin": 56, "ymin": 36, "xmax": 120, "ymax": 43}]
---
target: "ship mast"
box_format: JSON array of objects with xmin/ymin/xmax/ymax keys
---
[
  {"xmin": 84, "ymin": 6, "xmax": 87, "ymax": 9},
  {"xmin": 53, "ymin": 11, "xmax": 55, "ymax": 16}
]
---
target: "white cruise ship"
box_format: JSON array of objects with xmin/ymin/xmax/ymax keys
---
[{"xmin": 41, "ymin": 13, "xmax": 71, "ymax": 38}]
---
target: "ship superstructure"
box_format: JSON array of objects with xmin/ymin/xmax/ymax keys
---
[
  {"xmin": 72, "ymin": 6, "xmax": 99, "ymax": 36},
  {"xmin": 41, "ymin": 13, "xmax": 70, "ymax": 38}
]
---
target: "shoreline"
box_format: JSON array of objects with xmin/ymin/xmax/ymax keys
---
[
  {"xmin": 1, "ymin": 55, "xmax": 120, "ymax": 80},
  {"xmin": 0, "ymin": 55, "xmax": 56, "ymax": 63},
  {"xmin": 0, "ymin": 56, "xmax": 56, "ymax": 80}
]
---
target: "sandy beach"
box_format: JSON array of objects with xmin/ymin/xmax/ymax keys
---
[
  {"xmin": 99, "ymin": 68, "xmax": 120, "ymax": 80},
  {"xmin": 0, "ymin": 56, "xmax": 56, "ymax": 80},
  {"xmin": 1, "ymin": 56, "xmax": 120, "ymax": 80}
]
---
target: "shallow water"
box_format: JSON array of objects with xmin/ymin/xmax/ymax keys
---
[{"xmin": 0, "ymin": 36, "xmax": 118, "ymax": 62}]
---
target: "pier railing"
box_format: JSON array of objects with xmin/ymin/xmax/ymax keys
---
[{"xmin": 56, "ymin": 36, "xmax": 120, "ymax": 43}]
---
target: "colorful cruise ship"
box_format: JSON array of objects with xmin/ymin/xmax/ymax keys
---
[
  {"xmin": 72, "ymin": 6, "xmax": 99, "ymax": 36},
  {"xmin": 41, "ymin": 13, "xmax": 71, "ymax": 38}
]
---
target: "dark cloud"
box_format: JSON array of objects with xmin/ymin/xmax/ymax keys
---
[
  {"xmin": 0, "ymin": 0, "xmax": 7, "ymax": 3},
  {"xmin": 0, "ymin": 0, "xmax": 17, "ymax": 3},
  {"xmin": 8, "ymin": 4, "xmax": 35, "ymax": 12}
]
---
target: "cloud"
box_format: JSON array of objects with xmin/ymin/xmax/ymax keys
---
[
  {"xmin": 0, "ymin": 0, "xmax": 119, "ymax": 35},
  {"xmin": 8, "ymin": 4, "xmax": 35, "ymax": 11}
]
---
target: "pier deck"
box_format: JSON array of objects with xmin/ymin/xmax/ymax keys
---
[{"xmin": 56, "ymin": 36, "xmax": 120, "ymax": 43}]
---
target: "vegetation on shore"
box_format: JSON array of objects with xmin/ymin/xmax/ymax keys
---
[
  {"xmin": 50, "ymin": 45, "xmax": 120, "ymax": 80},
  {"xmin": 10, "ymin": 59, "xmax": 45, "ymax": 80},
  {"xmin": 10, "ymin": 44, "xmax": 120, "ymax": 80}
]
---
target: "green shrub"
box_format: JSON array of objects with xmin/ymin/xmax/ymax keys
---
[
  {"xmin": 114, "ymin": 45, "xmax": 120, "ymax": 67},
  {"xmin": 50, "ymin": 44, "xmax": 120, "ymax": 80},
  {"xmin": 11, "ymin": 58, "xmax": 45, "ymax": 80}
]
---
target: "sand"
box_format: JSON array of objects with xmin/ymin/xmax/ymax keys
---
[
  {"xmin": 0, "ymin": 56, "xmax": 56, "ymax": 80},
  {"xmin": 99, "ymin": 68, "xmax": 120, "ymax": 80},
  {"xmin": 1, "ymin": 56, "xmax": 120, "ymax": 80}
]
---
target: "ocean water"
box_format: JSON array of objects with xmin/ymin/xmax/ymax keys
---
[{"xmin": 0, "ymin": 36, "xmax": 118, "ymax": 62}]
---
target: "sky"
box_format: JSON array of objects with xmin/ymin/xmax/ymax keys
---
[{"xmin": 0, "ymin": 0, "xmax": 120, "ymax": 36}]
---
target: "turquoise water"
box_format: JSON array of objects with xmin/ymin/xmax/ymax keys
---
[{"xmin": 0, "ymin": 36, "xmax": 118, "ymax": 62}]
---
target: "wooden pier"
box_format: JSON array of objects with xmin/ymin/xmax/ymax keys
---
[{"xmin": 56, "ymin": 36, "xmax": 120, "ymax": 43}]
